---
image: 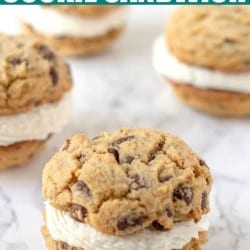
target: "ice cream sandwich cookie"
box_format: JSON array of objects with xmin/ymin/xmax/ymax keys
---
[
  {"xmin": 0, "ymin": 35, "xmax": 72, "ymax": 169},
  {"xmin": 153, "ymin": 6, "xmax": 250, "ymax": 116},
  {"xmin": 42, "ymin": 128, "xmax": 212, "ymax": 250}
]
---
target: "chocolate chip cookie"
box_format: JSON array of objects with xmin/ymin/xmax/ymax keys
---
[{"xmin": 42, "ymin": 128, "xmax": 212, "ymax": 250}]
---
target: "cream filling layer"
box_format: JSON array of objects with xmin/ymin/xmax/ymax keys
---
[
  {"xmin": 0, "ymin": 92, "xmax": 71, "ymax": 146},
  {"xmin": 46, "ymin": 202, "xmax": 209, "ymax": 250},
  {"xmin": 17, "ymin": 6, "xmax": 129, "ymax": 38},
  {"xmin": 153, "ymin": 35, "xmax": 250, "ymax": 93}
]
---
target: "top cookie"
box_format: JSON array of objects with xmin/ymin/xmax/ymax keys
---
[
  {"xmin": 43, "ymin": 128, "xmax": 212, "ymax": 236},
  {"xmin": 0, "ymin": 34, "xmax": 72, "ymax": 115},
  {"xmin": 45, "ymin": 5, "xmax": 119, "ymax": 17},
  {"xmin": 167, "ymin": 6, "xmax": 250, "ymax": 73}
]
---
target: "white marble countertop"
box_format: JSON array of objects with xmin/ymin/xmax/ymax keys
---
[{"xmin": 0, "ymin": 6, "xmax": 250, "ymax": 250}]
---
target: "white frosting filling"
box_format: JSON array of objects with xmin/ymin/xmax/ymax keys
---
[
  {"xmin": 0, "ymin": 92, "xmax": 71, "ymax": 146},
  {"xmin": 46, "ymin": 202, "xmax": 209, "ymax": 250},
  {"xmin": 153, "ymin": 35, "xmax": 250, "ymax": 93},
  {"xmin": 17, "ymin": 6, "xmax": 129, "ymax": 38}
]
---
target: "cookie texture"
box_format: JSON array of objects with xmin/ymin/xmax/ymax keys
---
[
  {"xmin": 169, "ymin": 80, "xmax": 250, "ymax": 117},
  {"xmin": 43, "ymin": 128, "xmax": 212, "ymax": 236},
  {"xmin": 0, "ymin": 139, "xmax": 45, "ymax": 170},
  {"xmin": 0, "ymin": 34, "xmax": 72, "ymax": 115},
  {"xmin": 44, "ymin": 6, "xmax": 119, "ymax": 17},
  {"xmin": 42, "ymin": 226, "xmax": 207, "ymax": 250},
  {"xmin": 22, "ymin": 24, "xmax": 123, "ymax": 57},
  {"xmin": 167, "ymin": 6, "xmax": 250, "ymax": 73}
]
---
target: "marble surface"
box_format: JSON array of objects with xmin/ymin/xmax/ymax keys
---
[{"xmin": 0, "ymin": 6, "xmax": 250, "ymax": 250}]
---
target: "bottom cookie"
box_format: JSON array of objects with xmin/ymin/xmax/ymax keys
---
[
  {"xmin": 42, "ymin": 226, "xmax": 208, "ymax": 250},
  {"xmin": 22, "ymin": 23, "xmax": 124, "ymax": 57},
  {"xmin": 0, "ymin": 140, "xmax": 45, "ymax": 170},
  {"xmin": 169, "ymin": 80, "xmax": 250, "ymax": 117}
]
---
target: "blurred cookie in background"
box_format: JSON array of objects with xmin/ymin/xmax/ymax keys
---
[
  {"xmin": 153, "ymin": 6, "xmax": 250, "ymax": 117},
  {"xmin": 18, "ymin": 6, "xmax": 130, "ymax": 57},
  {"xmin": 0, "ymin": 34, "xmax": 72, "ymax": 170}
]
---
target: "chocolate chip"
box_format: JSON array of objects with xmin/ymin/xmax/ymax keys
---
[
  {"xmin": 49, "ymin": 67, "xmax": 58, "ymax": 86},
  {"xmin": 62, "ymin": 139, "xmax": 70, "ymax": 151},
  {"xmin": 224, "ymin": 38, "xmax": 235, "ymax": 44},
  {"xmin": 9, "ymin": 58, "xmax": 22, "ymax": 65},
  {"xmin": 117, "ymin": 214, "xmax": 144, "ymax": 231},
  {"xmin": 108, "ymin": 147, "xmax": 119, "ymax": 163},
  {"xmin": 199, "ymin": 159, "xmax": 209, "ymax": 168},
  {"xmin": 75, "ymin": 180, "xmax": 91, "ymax": 196},
  {"xmin": 166, "ymin": 208, "xmax": 173, "ymax": 218},
  {"xmin": 159, "ymin": 175, "xmax": 173, "ymax": 183},
  {"xmin": 60, "ymin": 242, "xmax": 68, "ymax": 250},
  {"xmin": 148, "ymin": 154, "xmax": 156, "ymax": 161},
  {"xmin": 120, "ymin": 154, "xmax": 134, "ymax": 164},
  {"xmin": 201, "ymin": 191, "xmax": 208, "ymax": 210},
  {"xmin": 148, "ymin": 141, "xmax": 164, "ymax": 162},
  {"xmin": 173, "ymin": 185, "xmax": 193, "ymax": 206},
  {"xmin": 38, "ymin": 45, "xmax": 55, "ymax": 60},
  {"xmin": 60, "ymin": 242, "xmax": 77, "ymax": 250},
  {"xmin": 152, "ymin": 221, "xmax": 166, "ymax": 231},
  {"xmin": 111, "ymin": 136, "xmax": 135, "ymax": 147},
  {"xmin": 77, "ymin": 154, "xmax": 86, "ymax": 164},
  {"xmin": 130, "ymin": 174, "xmax": 145, "ymax": 190},
  {"xmin": 70, "ymin": 204, "xmax": 87, "ymax": 222}
]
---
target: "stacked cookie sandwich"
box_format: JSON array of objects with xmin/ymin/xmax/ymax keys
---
[
  {"xmin": 0, "ymin": 34, "xmax": 72, "ymax": 169},
  {"xmin": 42, "ymin": 128, "xmax": 212, "ymax": 250},
  {"xmin": 153, "ymin": 6, "xmax": 250, "ymax": 116}
]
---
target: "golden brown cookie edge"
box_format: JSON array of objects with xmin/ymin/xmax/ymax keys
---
[
  {"xmin": 168, "ymin": 79, "xmax": 250, "ymax": 117},
  {"xmin": 22, "ymin": 23, "xmax": 124, "ymax": 57},
  {"xmin": 0, "ymin": 139, "xmax": 46, "ymax": 170},
  {"xmin": 0, "ymin": 90, "xmax": 72, "ymax": 116}
]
